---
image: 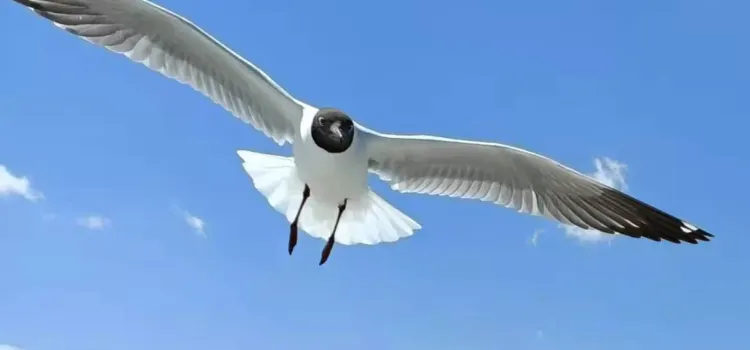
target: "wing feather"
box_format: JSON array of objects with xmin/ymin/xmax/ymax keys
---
[
  {"xmin": 13, "ymin": 0, "xmax": 307, "ymax": 145},
  {"xmin": 360, "ymin": 127, "xmax": 713, "ymax": 243}
]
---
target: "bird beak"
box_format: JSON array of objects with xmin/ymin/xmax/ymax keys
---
[{"xmin": 330, "ymin": 122, "xmax": 344, "ymax": 140}]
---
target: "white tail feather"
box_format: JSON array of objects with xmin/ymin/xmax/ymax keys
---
[{"xmin": 237, "ymin": 150, "xmax": 421, "ymax": 245}]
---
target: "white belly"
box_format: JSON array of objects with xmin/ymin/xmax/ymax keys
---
[{"xmin": 292, "ymin": 133, "xmax": 369, "ymax": 205}]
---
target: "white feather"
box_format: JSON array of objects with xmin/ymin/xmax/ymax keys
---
[{"xmin": 238, "ymin": 150, "xmax": 421, "ymax": 245}]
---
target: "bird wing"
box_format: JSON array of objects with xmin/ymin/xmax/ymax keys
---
[
  {"xmin": 359, "ymin": 127, "xmax": 712, "ymax": 243},
  {"xmin": 13, "ymin": 0, "xmax": 308, "ymax": 145}
]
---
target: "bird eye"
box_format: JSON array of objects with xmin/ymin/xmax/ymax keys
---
[{"xmin": 317, "ymin": 117, "xmax": 325, "ymax": 124}]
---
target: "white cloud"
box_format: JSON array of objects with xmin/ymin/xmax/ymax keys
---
[
  {"xmin": 170, "ymin": 203, "xmax": 207, "ymax": 238},
  {"xmin": 182, "ymin": 211, "xmax": 206, "ymax": 237},
  {"xmin": 0, "ymin": 344, "xmax": 24, "ymax": 350},
  {"xmin": 561, "ymin": 157, "xmax": 627, "ymax": 244},
  {"xmin": 0, "ymin": 165, "xmax": 43, "ymax": 201},
  {"xmin": 529, "ymin": 229, "xmax": 544, "ymax": 246},
  {"xmin": 76, "ymin": 215, "xmax": 111, "ymax": 230}
]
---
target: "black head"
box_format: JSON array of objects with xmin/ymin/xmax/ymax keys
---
[{"xmin": 311, "ymin": 108, "xmax": 355, "ymax": 153}]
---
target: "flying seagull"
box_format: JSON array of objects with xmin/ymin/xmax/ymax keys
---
[{"xmin": 11, "ymin": 0, "xmax": 713, "ymax": 265}]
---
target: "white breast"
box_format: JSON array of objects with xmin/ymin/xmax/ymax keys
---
[{"xmin": 292, "ymin": 108, "xmax": 369, "ymax": 204}]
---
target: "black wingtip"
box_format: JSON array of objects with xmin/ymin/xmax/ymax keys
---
[
  {"xmin": 647, "ymin": 226, "xmax": 713, "ymax": 244},
  {"xmin": 679, "ymin": 226, "xmax": 714, "ymax": 244},
  {"xmin": 593, "ymin": 187, "xmax": 715, "ymax": 245}
]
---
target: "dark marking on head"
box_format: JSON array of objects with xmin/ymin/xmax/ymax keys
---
[{"xmin": 311, "ymin": 108, "xmax": 355, "ymax": 153}]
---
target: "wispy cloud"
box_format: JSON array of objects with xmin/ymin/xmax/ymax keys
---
[
  {"xmin": 0, "ymin": 344, "xmax": 24, "ymax": 350},
  {"xmin": 529, "ymin": 229, "xmax": 544, "ymax": 246},
  {"xmin": 1, "ymin": 165, "xmax": 109, "ymax": 227},
  {"xmin": 561, "ymin": 157, "xmax": 627, "ymax": 244},
  {"xmin": 0, "ymin": 165, "xmax": 43, "ymax": 201},
  {"xmin": 182, "ymin": 210, "xmax": 206, "ymax": 237},
  {"xmin": 170, "ymin": 203, "xmax": 207, "ymax": 237},
  {"xmin": 76, "ymin": 215, "xmax": 111, "ymax": 230}
]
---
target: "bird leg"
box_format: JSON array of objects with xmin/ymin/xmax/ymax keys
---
[
  {"xmin": 319, "ymin": 199, "xmax": 348, "ymax": 265},
  {"xmin": 289, "ymin": 184, "xmax": 310, "ymax": 255}
]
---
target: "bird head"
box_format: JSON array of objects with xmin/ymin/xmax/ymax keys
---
[{"xmin": 311, "ymin": 108, "xmax": 355, "ymax": 153}]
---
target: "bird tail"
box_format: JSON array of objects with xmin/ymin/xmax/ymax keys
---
[{"xmin": 237, "ymin": 150, "xmax": 421, "ymax": 245}]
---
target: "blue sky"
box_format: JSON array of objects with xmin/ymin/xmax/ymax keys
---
[{"xmin": 1, "ymin": 0, "xmax": 748, "ymax": 349}]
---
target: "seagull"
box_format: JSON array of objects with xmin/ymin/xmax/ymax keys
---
[{"xmin": 12, "ymin": 0, "xmax": 713, "ymax": 265}]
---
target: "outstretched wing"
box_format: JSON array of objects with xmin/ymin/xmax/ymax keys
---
[
  {"xmin": 13, "ymin": 0, "xmax": 308, "ymax": 145},
  {"xmin": 360, "ymin": 127, "xmax": 713, "ymax": 243}
]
